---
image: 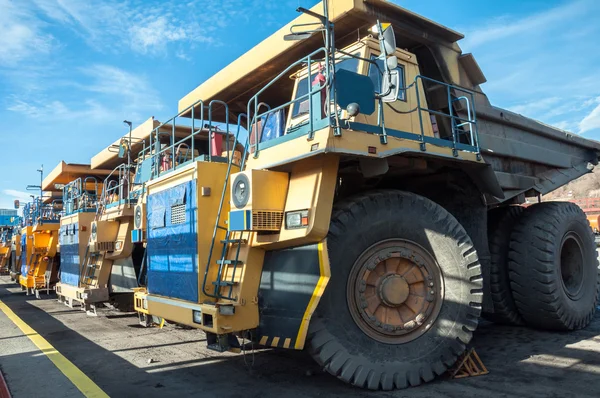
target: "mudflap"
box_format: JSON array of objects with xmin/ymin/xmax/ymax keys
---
[
  {"xmin": 256, "ymin": 240, "xmax": 330, "ymax": 350},
  {"xmin": 109, "ymin": 255, "xmax": 140, "ymax": 293}
]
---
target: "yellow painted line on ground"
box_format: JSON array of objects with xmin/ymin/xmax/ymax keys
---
[{"xmin": 0, "ymin": 300, "xmax": 109, "ymax": 398}]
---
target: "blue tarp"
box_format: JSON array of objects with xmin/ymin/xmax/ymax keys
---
[
  {"xmin": 59, "ymin": 223, "xmax": 80, "ymax": 286},
  {"xmin": 146, "ymin": 180, "xmax": 198, "ymax": 302},
  {"xmin": 20, "ymin": 233, "xmax": 27, "ymax": 275}
]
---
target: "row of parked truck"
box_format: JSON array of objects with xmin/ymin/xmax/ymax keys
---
[{"xmin": 2, "ymin": 0, "xmax": 600, "ymax": 390}]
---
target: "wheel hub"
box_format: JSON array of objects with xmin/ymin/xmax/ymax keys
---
[
  {"xmin": 560, "ymin": 233, "xmax": 585, "ymax": 299},
  {"xmin": 347, "ymin": 239, "xmax": 443, "ymax": 344},
  {"xmin": 378, "ymin": 275, "xmax": 410, "ymax": 306}
]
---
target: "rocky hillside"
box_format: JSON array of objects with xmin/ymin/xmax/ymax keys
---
[{"xmin": 544, "ymin": 166, "xmax": 600, "ymax": 200}]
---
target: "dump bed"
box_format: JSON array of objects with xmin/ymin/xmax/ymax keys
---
[
  {"xmin": 41, "ymin": 162, "xmax": 112, "ymax": 204},
  {"xmin": 179, "ymin": 0, "xmax": 600, "ymax": 204}
]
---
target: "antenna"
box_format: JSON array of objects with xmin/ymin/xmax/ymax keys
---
[
  {"xmin": 283, "ymin": 0, "xmax": 330, "ymax": 41},
  {"xmin": 26, "ymin": 165, "xmax": 44, "ymax": 199}
]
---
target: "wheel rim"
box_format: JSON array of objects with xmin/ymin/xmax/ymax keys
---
[
  {"xmin": 347, "ymin": 239, "xmax": 444, "ymax": 344},
  {"xmin": 560, "ymin": 232, "xmax": 585, "ymax": 299}
]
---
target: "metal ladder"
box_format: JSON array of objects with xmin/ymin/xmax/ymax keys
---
[
  {"xmin": 81, "ymin": 252, "xmax": 100, "ymax": 287},
  {"xmin": 202, "ymin": 108, "xmax": 254, "ymax": 301},
  {"xmin": 26, "ymin": 253, "xmax": 38, "ymax": 276},
  {"xmin": 211, "ymin": 231, "xmax": 249, "ymax": 299},
  {"xmin": 450, "ymin": 95, "xmax": 476, "ymax": 147}
]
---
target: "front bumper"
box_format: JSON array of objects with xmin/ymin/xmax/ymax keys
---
[
  {"xmin": 134, "ymin": 291, "xmax": 255, "ymax": 334},
  {"xmin": 55, "ymin": 283, "xmax": 109, "ymax": 304}
]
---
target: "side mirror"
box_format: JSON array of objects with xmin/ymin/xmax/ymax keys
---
[
  {"xmin": 381, "ymin": 69, "xmax": 400, "ymax": 103},
  {"xmin": 379, "ymin": 23, "xmax": 396, "ymax": 56},
  {"xmin": 14, "ymin": 200, "xmax": 19, "ymax": 209},
  {"xmin": 387, "ymin": 56, "xmax": 398, "ymax": 70}
]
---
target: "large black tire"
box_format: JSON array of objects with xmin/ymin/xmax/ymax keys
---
[
  {"xmin": 483, "ymin": 206, "xmax": 524, "ymax": 325},
  {"xmin": 508, "ymin": 202, "xmax": 600, "ymax": 330},
  {"xmin": 307, "ymin": 191, "xmax": 482, "ymax": 390}
]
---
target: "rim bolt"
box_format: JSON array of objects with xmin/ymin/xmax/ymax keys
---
[
  {"xmin": 430, "ymin": 290, "xmax": 435, "ymax": 295},
  {"xmin": 429, "ymin": 282, "xmax": 434, "ymax": 287}
]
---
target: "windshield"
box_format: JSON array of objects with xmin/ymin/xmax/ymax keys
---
[{"xmin": 291, "ymin": 53, "xmax": 361, "ymax": 118}]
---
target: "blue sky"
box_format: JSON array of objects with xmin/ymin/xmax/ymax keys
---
[{"xmin": 1, "ymin": 0, "xmax": 599, "ymax": 209}]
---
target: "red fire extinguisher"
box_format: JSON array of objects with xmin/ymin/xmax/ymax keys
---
[{"xmin": 312, "ymin": 63, "xmax": 327, "ymax": 119}]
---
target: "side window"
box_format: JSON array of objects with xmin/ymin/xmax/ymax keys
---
[
  {"xmin": 291, "ymin": 52, "xmax": 361, "ymax": 118},
  {"xmin": 368, "ymin": 56, "xmax": 406, "ymax": 101},
  {"xmin": 292, "ymin": 77, "xmax": 309, "ymax": 118}
]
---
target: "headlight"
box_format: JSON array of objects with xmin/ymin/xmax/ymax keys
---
[
  {"xmin": 134, "ymin": 205, "xmax": 142, "ymax": 229},
  {"xmin": 285, "ymin": 210, "xmax": 309, "ymax": 229},
  {"xmin": 192, "ymin": 310, "xmax": 202, "ymax": 324},
  {"xmin": 232, "ymin": 174, "xmax": 250, "ymax": 209}
]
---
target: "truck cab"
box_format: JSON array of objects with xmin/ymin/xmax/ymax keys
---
[{"xmin": 18, "ymin": 198, "xmax": 61, "ymax": 295}]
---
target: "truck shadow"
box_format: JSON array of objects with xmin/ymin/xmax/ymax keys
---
[{"xmin": 1, "ymin": 279, "xmax": 600, "ymax": 398}]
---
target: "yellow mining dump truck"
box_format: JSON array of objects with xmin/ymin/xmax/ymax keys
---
[
  {"xmin": 71, "ymin": 118, "xmax": 236, "ymax": 315},
  {"xmin": 133, "ymin": 0, "xmax": 600, "ymax": 390},
  {"xmin": 0, "ymin": 241, "xmax": 8, "ymax": 274},
  {"xmin": 40, "ymin": 162, "xmax": 111, "ymax": 307},
  {"xmin": 8, "ymin": 223, "xmax": 22, "ymax": 281},
  {"xmin": 18, "ymin": 197, "xmax": 61, "ymax": 296},
  {"xmin": 59, "ymin": 119, "xmax": 159, "ymax": 314},
  {"xmin": 0, "ymin": 212, "xmax": 19, "ymax": 275}
]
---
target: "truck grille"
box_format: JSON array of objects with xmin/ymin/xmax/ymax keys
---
[
  {"xmin": 97, "ymin": 241, "xmax": 115, "ymax": 252},
  {"xmin": 171, "ymin": 204, "xmax": 186, "ymax": 225},
  {"xmin": 252, "ymin": 211, "xmax": 283, "ymax": 231}
]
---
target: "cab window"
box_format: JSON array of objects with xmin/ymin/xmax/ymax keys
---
[
  {"xmin": 368, "ymin": 56, "xmax": 406, "ymax": 101},
  {"xmin": 292, "ymin": 53, "xmax": 361, "ymax": 118}
]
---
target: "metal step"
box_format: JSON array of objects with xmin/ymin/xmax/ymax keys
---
[
  {"xmin": 212, "ymin": 280, "xmax": 237, "ymax": 287},
  {"xmin": 220, "ymin": 239, "xmax": 247, "ymax": 244},
  {"xmin": 216, "ymin": 259, "xmax": 243, "ymax": 265}
]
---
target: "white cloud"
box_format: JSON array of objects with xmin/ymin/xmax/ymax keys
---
[
  {"xmin": 508, "ymin": 97, "xmax": 562, "ymax": 118},
  {"xmin": 32, "ymin": 0, "xmax": 127, "ymax": 45},
  {"xmin": 128, "ymin": 15, "xmax": 215, "ymax": 55},
  {"xmin": 579, "ymin": 100, "xmax": 600, "ymax": 134},
  {"xmin": 461, "ymin": 0, "xmax": 589, "ymax": 49},
  {"xmin": 129, "ymin": 17, "xmax": 187, "ymax": 53},
  {"xmin": 0, "ymin": 0, "xmax": 54, "ymax": 66},
  {"xmin": 7, "ymin": 64, "xmax": 162, "ymax": 123},
  {"xmin": 456, "ymin": 0, "xmax": 600, "ymax": 136},
  {"xmin": 0, "ymin": 189, "xmax": 34, "ymax": 211},
  {"xmin": 28, "ymin": 0, "xmax": 220, "ymax": 55},
  {"xmin": 7, "ymin": 98, "xmax": 113, "ymax": 122},
  {"xmin": 3, "ymin": 189, "xmax": 33, "ymax": 203}
]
